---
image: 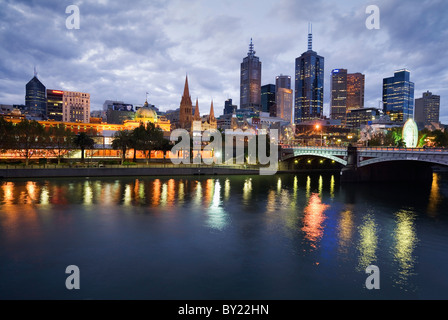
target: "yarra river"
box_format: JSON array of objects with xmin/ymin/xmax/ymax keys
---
[{"xmin": 1, "ymin": 172, "xmax": 448, "ymax": 299}]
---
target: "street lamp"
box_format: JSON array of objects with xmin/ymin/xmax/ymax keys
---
[{"xmin": 315, "ymin": 124, "xmax": 323, "ymax": 146}]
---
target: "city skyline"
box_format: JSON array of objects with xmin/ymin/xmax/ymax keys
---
[{"xmin": 0, "ymin": 0, "xmax": 447, "ymax": 123}]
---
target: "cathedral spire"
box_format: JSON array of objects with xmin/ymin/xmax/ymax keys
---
[
  {"xmin": 183, "ymin": 74, "xmax": 190, "ymax": 98},
  {"xmin": 194, "ymin": 98, "xmax": 201, "ymax": 121},
  {"xmin": 209, "ymin": 100, "xmax": 215, "ymax": 121}
]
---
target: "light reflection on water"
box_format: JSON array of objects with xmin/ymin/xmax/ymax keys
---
[{"xmin": 0, "ymin": 173, "xmax": 447, "ymax": 299}]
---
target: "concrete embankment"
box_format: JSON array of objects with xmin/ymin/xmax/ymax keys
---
[{"xmin": 0, "ymin": 166, "xmax": 260, "ymax": 179}]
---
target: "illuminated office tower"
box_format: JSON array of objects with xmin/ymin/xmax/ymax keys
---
[
  {"xmin": 240, "ymin": 38, "xmax": 262, "ymax": 111},
  {"xmin": 294, "ymin": 24, "xmax": 324, "ymax": 123},
  {"xmin": 382, "ymin": 69, "xmax": 414, "ymax": 123}
]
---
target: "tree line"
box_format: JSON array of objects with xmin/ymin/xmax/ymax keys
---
[
  {"xmin": 0, "ymin": 118, "xmax": 171, "ymax": 165},
  {"xmin": 368, "ymin": 127, "xmax": 448, "ymax": 148}
]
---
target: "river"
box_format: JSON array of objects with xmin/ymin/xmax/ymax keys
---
[{"xmin": 1, "ymin": 173, "xmax": 448, "ymax": 299}]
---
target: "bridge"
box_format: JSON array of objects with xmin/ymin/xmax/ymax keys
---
[{"xmin": 280, "ymin": 146, "xmax": 448, "ymax": 182}]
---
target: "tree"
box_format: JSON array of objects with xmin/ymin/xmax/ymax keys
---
[
  {"xmin": 112, "ymin": 130, "xmax": 132, "ymax": 164},
  {"xmin": 130, "ymin": 124, "xmax": 147, "ymax": 162},
  {"xmin": 0, "ymin": 117, "xmax": 15, "ymax": 152},
  {"xmin": 140, "ymin": 122, "xmax": 165, "ymax": 164},
  {"xmin": 48, "ymin": 124, "xmax": 74, "ymax": 164},
  {"xmin": 14, "ymin": 119, "xmax": 46, "ymax": 165},
  {"xmin": 73, "ymin": 132, "xmax": 95, "ymax": 162},
  {"xmin": 433, "ymin": 130, "xmax": 448, "ymax": 147}
]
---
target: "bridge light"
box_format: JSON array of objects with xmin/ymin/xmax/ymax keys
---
[
  {"xmin": 307, "ymin": 159, "xmax": 312, "ymax": 164},
  {"xmin": 320, "ymin": 160, "xmax": 324, "ymax": 164},
  {"xmin": 295, "ymin": 160, "xmax": 298, "ymax": 164}
]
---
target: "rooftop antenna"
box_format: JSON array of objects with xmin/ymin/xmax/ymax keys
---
[
  {"xmin": 248, "ymin": 38, "xmax": 255, "ymax": 56},
  {"xmin": 308, "ymin": 22, "xmax": 313, "ymax": 51},
  {"xmin": 34, "ymin": 65, "xmax": 38, "ymax": 78}
]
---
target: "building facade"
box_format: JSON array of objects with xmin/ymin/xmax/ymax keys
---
[
  {"xmin": 62, "ymin": 91, "xmax": 90, "ymax": 123},
  {"xmin": 415, "ymin": 91, "xmax": 440, "ymax": 128},
  {"xmin": 382, "ymin": 69, "xmax": 414, "ymax": 123},
  {"xmin": 294, "ymin": 25, "xmax": 324, "ymax": 123},
  {"xmin": 240, "ymin": 39, "xmax": 262, "ymax": 111},
  {"xmin": 346, "ymin": 107, "xmax": 381, "ymax": 128},
  {"xmin": 46, "ymin": 90, "xmax": 64, "ymax": 121}
]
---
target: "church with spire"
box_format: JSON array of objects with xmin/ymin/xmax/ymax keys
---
[{"xmin": 178, "ymin": 75, "xmax": 217, "ymax": 133}]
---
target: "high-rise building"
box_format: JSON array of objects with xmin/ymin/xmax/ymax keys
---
[
  {"xmin": 330, "ymin": 69, "xmax": 348, "ymax": 122},
  {"xmin": 63, "ymin": 91, "xmax": 90, "ymax": 123},
  {"xmin": 240, "ymin": 38, "xmax": 262, "ymax": 111},
  {"xmin": 276, "ymin": 75, "xmax": 293, "ymax": 124},
  {"xmin": 223, "ymin": 99, "xmax": 237, "ymax": 115},
  {"xmin": 415, "ymin": 91, "xmax": 440, "ymax": 127},
  {"xmin": 179, "ymin": 75, "xmax": 193, "ymax": 129},
  {"xmin": 382, "ymin": 69, "xmax": 414, "ymax": 123},
  {"xmin": 46, "ymin": 89, "xmax": 64, "ymax": 121},
  {"xmin": 294, "ymin": 24, "xmax": 324, "ymax": 123},
  {"xmin": 347, "ymin": 73, "xmax": 365, "ymax": 110},
  {"xmin": 276, "ymin": 75, "xmax": 291, "ymax": 90},
  {"xmin": 276, "ymin": 88, "xmax": 294, "ymax": 124},
  {"xmin": 330, "ymin": 69, "xmax": 365, "ymax": 123},
  {"xmin": 25, "ymin": 74, "xmax": 46, "ymax": 119},
  {"xmin": 261, "ymin": 84, "xmax": 276, "ymax": 115}
]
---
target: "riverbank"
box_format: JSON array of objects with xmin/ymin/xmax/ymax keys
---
[
  {"xmin": 0, "ymin": 165, "xmax": 261, "ymax": 179},
  {"xmin": 0, "ymin": 165, "xmax": 344, "ymax": 179}
]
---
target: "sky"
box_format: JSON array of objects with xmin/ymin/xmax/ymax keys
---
[{"xmin": 0, "ymin": 0, "xmax": 447, "ymax": 122}]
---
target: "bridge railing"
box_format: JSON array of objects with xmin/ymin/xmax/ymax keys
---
[{"xmin": 358, "ymin": 147, "xmax": 448, "ymax": 153}]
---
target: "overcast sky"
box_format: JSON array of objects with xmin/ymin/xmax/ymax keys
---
[{"xmin": 0, "ymin": 0, "xmax": 447, "ymax": 122}]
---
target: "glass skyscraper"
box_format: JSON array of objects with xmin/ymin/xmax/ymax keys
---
[
  {"xmin": 240, "ymin": 39, "xmax": 262, "ymax": 111},
  {"xmin": 382, "ymin": 69, "xmax": 414, "ymax": 123},
  {"xmin": 25, "ymin": 75, "xmax": 46, "ymax": 119},
  {"xmin": 261, "ymin": 84, "xmax": 276, "ymax": 115},
  {"xmin": 294, "ymin": 25, "xmax": 324, "ymax": 123}
]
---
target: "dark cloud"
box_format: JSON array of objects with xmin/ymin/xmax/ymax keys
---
[{"xmin": 0, "ymin": 0, "xmax": 446, "ymax": 122}]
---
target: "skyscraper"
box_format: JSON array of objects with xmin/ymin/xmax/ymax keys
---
[
  {"xmin": 276, "ymin": 75, "xmax": 293, "ymax": 123},
  {"xmin": 240, "ymin": 39, "xmax": 262, "ymax": 111},
  {"xmin": 347, "ymin": 73, "xmax": 365, "ymax": 110},
  {"xmin": 382, "ymin": 69, "xmax": 414, "ymax": 123},
  {"xmin": 223, "ymin": 99, "xmax": 238, "ymax": 115},
  {"xmin": 415, "ymin": 91, "xmax": 440, "ymax": 127},
  {"xmin": 330, "ymin": 69, "xmax": 347, "ymax": 122},
  {"xmin": 25, "ymin": 73, "xmax": 46, "ymax": 119},
  {"xmin": 294, "ymin": 24, "xmax": 324, "ymax": 123},
  {"xmin": 261, "ymin": 84, "xmax": 276, "ymax": 115},
  {"xmin": 330, "ymin": 69, "xmax": 365, "ymax": 123}
]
